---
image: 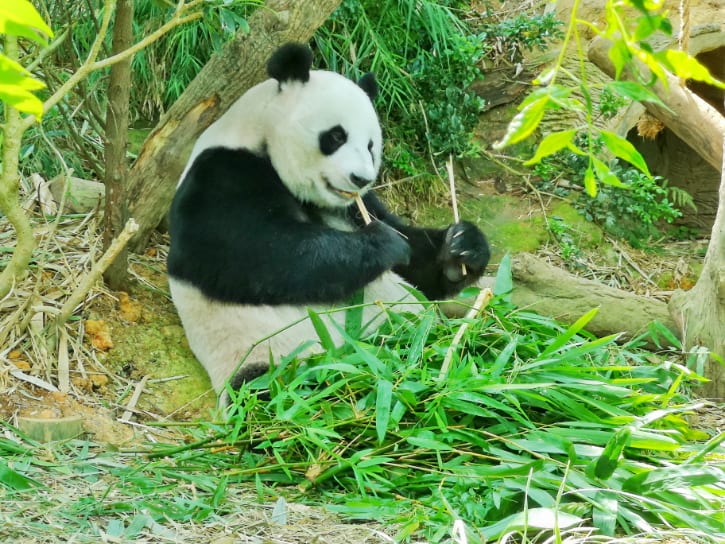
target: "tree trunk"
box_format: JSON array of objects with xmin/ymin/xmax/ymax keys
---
[
  {"xmin": 103, "ymin": 0, "xmax": 134, "ymax": 290},
  {"xmin": 588, "ymin": 36, "xmax": 725, "ymax": 171},
  {"xmin": 126, "ymin": 0, "xmax": 343, "ymax": 252},
  {"xmin": 669, "ymin": 138, "xmax": 725, "ymax": 400}
]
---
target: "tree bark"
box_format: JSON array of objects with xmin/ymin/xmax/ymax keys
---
[
  {"xmin": 588, "ymin": 36, "xmax": 725, "ymax": 171},
  {"xmin": 0, "ymin": 35, "xmax": 36, "ymax": 300},
  {"xmin": 484, "ymin": 253, "xmax": 678, "ymax": 341},
  {"xmin": 126, "ymin": 0, "xmax": 343, "ymax": 252},
  {"xmin": 103, "ymin": 0, "xmax": 134, "ymax": 290},
  {"xmin": 669, "ymin": 138, "xmax": 725, "ymax": 400}
]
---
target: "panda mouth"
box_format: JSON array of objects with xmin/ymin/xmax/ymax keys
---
[{"xmin": 324, "ymin": 179, "xmax": 357, "ymax": 199}]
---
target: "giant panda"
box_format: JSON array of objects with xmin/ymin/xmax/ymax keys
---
[{"xmin": 167, "ymin": 43, "xmax": 490, "ymax": 402}]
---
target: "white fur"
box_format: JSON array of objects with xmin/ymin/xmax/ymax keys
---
[{"xmin": 169, "ymin": 274, "xmax": 419, "ymax": 395}]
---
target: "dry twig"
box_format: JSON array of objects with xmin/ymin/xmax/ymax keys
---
[
  {"xmin": 354, "ymin": 193, "xmax": 372, "ymax": 225},
  {"xmin": 446, "ymin": 156, "xmax": 467, "ymax": 276}
]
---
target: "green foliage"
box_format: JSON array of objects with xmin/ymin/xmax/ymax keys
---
[
  {"xmin": 479, "ymin": 12, "xmax": 564, "ymax": 63},
  {"xmin": 576, "ymin": 168, "xmax": 682, "ymax": 245},
  {"xmin": 2, "ymin": 284, "xmax": 723, "ymax": 541},
  {"xmin": 130, "ymin": 0, "xmax": 259, "ymax": 120},
  {"xmin": 406, "ymin": 32, "xmax": 486, "ymax": 160},
  {"xmin": 597, "ymin": 85, "xmax": 628, "ymax": 119},
  {"xmin": 497, "ymin": 0, "xmax": 725, "ymax": 196},
  {"xmin": 316, "ymin": 2, "xmax": 567, "ymax": 187},
  {"xmin": 0, "ymin": 0, "xmax": 52, "ymax": 119},
  {"xmin": 534, "ymin": 142, "xmax": 684, "ymax": 245},
  {"xmin": 195, "ymin": 291, "xmax": 719, "ymax": 542},
  {"xmin": 315, "ymin": 0, "xmax": 485, "ymax": 180},
  {"xmin": 547, "ymin": 216, "xmax": 582, "ymax": 261}
]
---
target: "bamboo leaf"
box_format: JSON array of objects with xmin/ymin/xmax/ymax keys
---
[
  {"xmin": 540, "ymin": 308, "xmax": 598, "ymax": 357},
  {"xmin": 623, "ymin": 464, "xmax": 724, "ymax": 493},
  {"xmin": 482, "ymin": 508, "xmax": 583, "ymax": 540},
  {"xmin": 344, "ymin": 289, "xmax": 365, "ymax": 338},
  {"xmin": 406, "ymin": 432, "xmax": 453, "ymax": 451},
  {"xmin": 407, "ymin": 313, "xmax": 434, "ymax": 365},
  {"xmin": 594, "ymin": 427, "xmax": 631, "ymax": 479},
  {"xmin": 494, "ymin": 252, "xmax": 513, "ymax": 299},
  {"xmin": 0, "ymin": 460, "xmax": 37, "ymax": 490},
  {"xmin": 375, "ymin": 379, "xmax": 393, "ymax": 444},
  {"xmin": 592, "ymin": 492, "xmax": 619, "ymax": 536},
  {"xmin": 307, "ymin": 309, "xmax": 335, "ymax": 351}
]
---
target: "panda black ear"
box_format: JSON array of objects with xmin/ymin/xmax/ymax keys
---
[
  {"xmin": 267, "ymin": 43, "xmax": 313, "ymax": 85},
  {"xmin": 358, "ymin": 72, "xmax": 378, "ymax": 101}
]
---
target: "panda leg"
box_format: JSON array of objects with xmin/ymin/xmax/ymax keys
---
[
  {"xmin": 229, "ymin": 361, "xmax": 270, "ymax": 389},
  {"xmin": 221, "ymin": 361, "xmax": 272, "ymax": 406}
]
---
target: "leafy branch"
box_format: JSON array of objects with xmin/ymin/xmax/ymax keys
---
[
  {"xmin": 0, "ymin": 0, "xmax": 203, "ymax": 300},
  {"xmin": 494, "ymin": 0, "xmax": 724, "ymax": 196}
]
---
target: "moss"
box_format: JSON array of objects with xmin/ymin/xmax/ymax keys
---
[
  {"xmin": 416, "ymin": 192, "xmax": 549, "ymax": 263},
  {"xmin": 94, "ymin": 276, "xmax": 216, "ymax": 419},
  {"xmin": 548, "ymin": 201, "xmax": 604, "ymax": 248}
]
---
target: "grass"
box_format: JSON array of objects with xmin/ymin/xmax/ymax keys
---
[{"xmin": 1, "ymin": 258, "xmax": 723, "ymax": 543}]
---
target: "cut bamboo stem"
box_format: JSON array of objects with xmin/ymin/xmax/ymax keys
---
[
  {"xmin": 439, "ymin": 288, "xmax": 493, "ymax": 380},
  {"xmin": 446, "ymin": 156, "xmax": 467, "ymax": 276},
  {"xmin": 355, "ymin": 193, "xmax": 372, "ymax": 225}
]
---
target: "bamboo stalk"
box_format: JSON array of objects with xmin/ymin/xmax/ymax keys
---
[
  {"xmin": 446, "ymin": 156, "xmax": 467, "ymax": 276},
  {"xmin": 354, "ymin": 193, "xmax": 372, "ymax": 225},
  {"xmin": 439, "ymin": 288, "xmax": 493, "ymax": 380}
]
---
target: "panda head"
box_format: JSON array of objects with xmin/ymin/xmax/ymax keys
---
[{"xmin": 264, "ymin": 43, "xmax": 383, "ymax": 208}]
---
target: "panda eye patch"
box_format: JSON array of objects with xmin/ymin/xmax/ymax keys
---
[{"xmin": 319, "ymin": 125, "xmax": 348, "ymax": 155}]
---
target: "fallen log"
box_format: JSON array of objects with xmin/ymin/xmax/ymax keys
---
[
  {"xmin": 462, "ymin": 253, "xmax": 677, "ymax": 342},
  {"xmin": 588, "ymin": 35, "xmax": 725, "ymax": 172}
]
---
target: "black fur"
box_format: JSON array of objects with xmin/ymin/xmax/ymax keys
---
[
  {"xmin": 358, "ymin": 73, "xmax": 378, "ymax": 101},
  {"xmin": 318, "ymin": 125, "xmax": 347, "ymax": 155},
  {"xmin": 267, "ymin": 43, "xmax": 313, "ymax": 85},
  {"xmin": 354, "ymin": 193, "xmax": 490, "ymax": 300},
  {"xmin": 169, "ymin": 148, "xmax": 489, "ymax": 305},
  {"xmin": 169, "ymin": 147, "xmax": 409, "ymax": 305}
]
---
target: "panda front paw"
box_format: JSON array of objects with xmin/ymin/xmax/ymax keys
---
[{"xmin": 439, "ymin": 221, "xmax": 490, "ymax": 284}]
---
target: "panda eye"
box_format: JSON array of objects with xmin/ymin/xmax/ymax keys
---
[{"xmin": 319, "ymin": 125, "xmax": 348, "ymax": 156}]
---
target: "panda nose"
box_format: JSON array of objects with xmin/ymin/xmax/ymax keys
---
[{"xmin": 351, "ymin": 174, "xmax": 372, "ymax": 188}]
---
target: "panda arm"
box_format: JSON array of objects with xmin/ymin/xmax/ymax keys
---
[
  {"xmin": 168, "ymin": 148, "xmax": 410, "ymax": 305},
  {"xmin": 357, "ymin": 192, "xmax": 490, "ymax": 300}
]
